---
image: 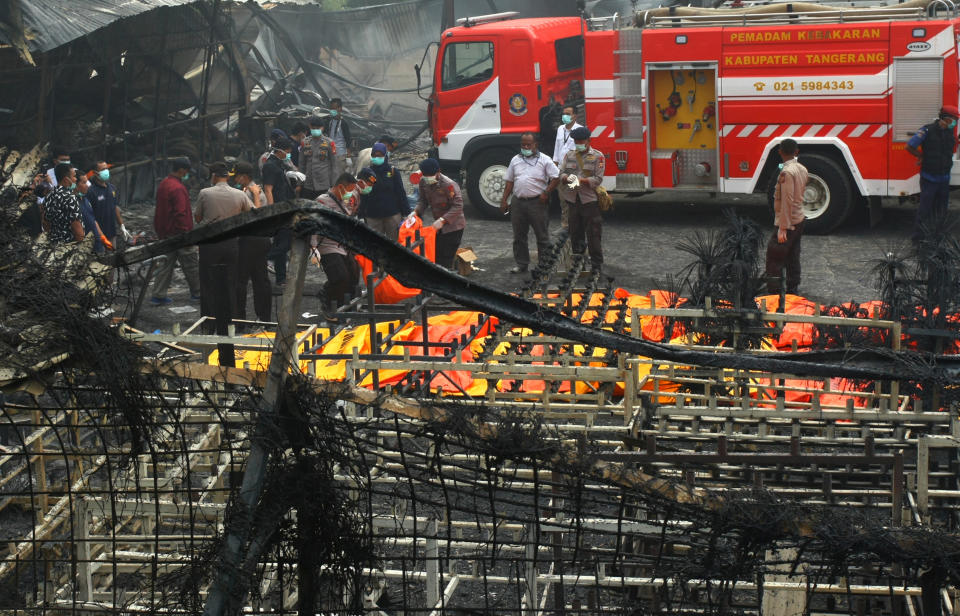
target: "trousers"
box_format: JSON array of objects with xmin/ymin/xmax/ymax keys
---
[
  {"xmin": 913, "ymin": 177, "xmax": 950, "ymax": 242},
  {"xmin": 237, "ymin": 236, "xmax": 272, "ymax": 322},
  {"xmin": 268, "ymin": 228, "xmax": 292, "ymax": 284},
  {"xmin": 365, "ymin": 213, "xmax": 402, "ymax": 242},
  {"xmin": 151, "ymin": 245, "xmax": 200, "ymax": 299},
  {"xmin": 436, "ymin": 229, "xmax": 464, "ymax": 270},
  {"xmin": 511, "ymin": 197, "xmax": 550, "ymax": 268},
  {"xmin": 765, "ymin": 220, "xmax": 804, "ymax": 294},
  {"xmin": 320, "ymin": 252, "xmax": 359, "ymax": 307},
  {"xmin": 199, "ymin": 238, "xmax": 240, "ymax": 331},
  {"xmin": 567, "ymin": 198, "xmax": 603, "ymax": 268}
]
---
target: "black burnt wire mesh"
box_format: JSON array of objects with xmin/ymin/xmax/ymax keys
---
[{"xmin": 3, "ymin": 198, "xmax": 960, "ymax": 615}]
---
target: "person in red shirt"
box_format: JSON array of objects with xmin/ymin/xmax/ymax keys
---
[{"xmin": 150, "ymin": 158, "xmax": 201, "ymax": 304}]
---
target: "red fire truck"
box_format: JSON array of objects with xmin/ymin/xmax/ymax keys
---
[{"xmin": 425, "ymin": 3, "xmax": 960, "ymax": 233}]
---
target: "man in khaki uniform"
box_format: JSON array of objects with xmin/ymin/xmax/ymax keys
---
[
  {"xmin": 765, "ymin": 138, "xmax": 808, "ymax": 295},
  {"xmin": 194, "ymin": 161, "xmax": 254, "ymax": 326},
  {"xmin": 558, "ymin": 126, "xmax": 606, "ymax": 273},
  {"xmin": 301, "ymin": 116, "xmax": 337, "ymax": 200}
]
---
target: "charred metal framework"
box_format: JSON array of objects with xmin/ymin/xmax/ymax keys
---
[
  {"xmin": 2, "ymin": 196, "xmax": 960, "ymax": 615},
  {"xmin": 0, "ymin": 0, "xmax": 438, "ymax": 203}
]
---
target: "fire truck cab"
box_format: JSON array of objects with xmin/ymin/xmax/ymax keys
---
[{"xmin": 428, "ymin": 4, "xmax": 960, "ymax": 234}]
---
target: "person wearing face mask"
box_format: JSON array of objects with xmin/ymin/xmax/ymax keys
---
[
  {"xmin": 231, "ymin": 161, "xmax": 271, "ymax": 323},
  {"xmin": 765, "ymin": 138, "xmax": 808, "ymax": 295},
  {"xmin": 358, "ymin": 144, "xmax": 411, "ymax": 241},
  {"xmin": 150, "ymin": 158, "xmax": 201, "ymax": 305},
  {"xmin": 314, "ymin": 173, "xmax": 362, "ymax": 320},
  {"xmin": 408, "ymin": 158, "xmax": 466, "ymax": 270},
  {"xmin": 87, "ymin": 161, "xmax": 130, "ymax": 250},
  {"xmin": 354, "ymin": 134, "xmax": 398, "ymax": 175},
  {"xmin": 906, "ymin": 105, "xmax": 959, "ymax": 243},
  {"xmin": 500, "ymin": 132, "xmax": 560, "ymax": 274},
  {"xmin": 74, "ymin": 171, "xmax": 112, "ymax": 251},
  {"xmin": 40, "ymin": 163, "xmax": 84, "ymax": 244},
  {"xmin": 301, "ymin": 116, "xmax": 337, "ymax": 200},
  {"xmin": 558, "ymin": 126, "xmax": 606, "ymax": 274},
  {"xmin": 325, "ymin": 98, "xmax": 352, "ymax": 175},
  {"xmin": 289, "ymin": 121, "xmax": 309, "ymax": 167},
  {"xmin": 44, "ymin": 145, "xmax": 72, "ymax": 194},
  {"xmin": 258, "ymin": 128, "xmax": 295, "ymax": 174},
  {"xmin": 553, "ymin": 105, "xmax": 582, "ymax": 228}
]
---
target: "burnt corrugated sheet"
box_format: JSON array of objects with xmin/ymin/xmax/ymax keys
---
[{"xmin": 4, "ymin": 0, "xmax": 197, "ymax": 53}]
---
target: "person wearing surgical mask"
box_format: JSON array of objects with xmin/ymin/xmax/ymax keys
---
[
  {"xmin": 301, "ymin": 115, "xmax": 337, "ymax": 200},
  {"xmin": 906, "ymin": 105, "xmax": 959, "ymax": 243},
  {"xmin": 552, "ymin": 106, "xmax": 582, "ymax": 228},
  {"xmin": 357, "ymin": 143, "xmax": 411, "ymax": 242},
  {"xmin": 87, "ymin": 160, "xmax": 130, "ymax": 249},
  {"xmin": 558, "ymin": 126, "xmax": 606, "ymax": 274},
  {"xmin": 314, "ymin": 173, "xmax": 362, "ymax": 322},
  {"xmin": 326, "ymin": 98, "xmax": 352, "ymax": 175},
  {"xmin": 408, "ymin": 158, "xmax": 465, "ymax": 270}
]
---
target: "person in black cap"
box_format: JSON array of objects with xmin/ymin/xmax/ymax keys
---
[
  {"xmin": 194, "ymin": 161, "xmax": 254, "ymax": 329},
  {"xmin": 407, "ymin": 158, "xmax": 465, "ymax": 269},
  {"xmin": 358, "ymin": 144, "xmax": 411, "ymax": 241},
  {"xmin": 263, "ymin": 137, "xmax": 298, "ymax": 286},
  {"xmin": 150, "ymin": 157, "xmax": 200, "ymax": 304},
  {"xmin": 354, "ymin": 133, "xmax": 399, "ymax": 175},
  {"xmin": 258, "ymin": 128, "xmax": 294, "ymax": 174},
  {"xmin": 558, "ymin": 126, "xmax": 606, "ymax": 273}
]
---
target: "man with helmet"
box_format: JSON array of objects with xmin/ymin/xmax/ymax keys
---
[{"xmin": 906, "ymin": 105, "xmax": 959, "ymax": 242}]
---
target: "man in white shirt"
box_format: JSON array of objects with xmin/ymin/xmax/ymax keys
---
[
  {"xmin": 552, "ymin": 105, "xmax": 582, "ymax": 228},
  {"xmin": 500, "ymin": 132, "xmax": 561, "ymax": 274}
]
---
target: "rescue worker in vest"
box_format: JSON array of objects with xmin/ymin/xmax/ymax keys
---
[
  {"xmin": 231, "ymin": 161, "xmax": 272, "ymax": 324},
  {"xmin": 408, "ymin": 158, "xmax": 466, "ymax": 270},
  {"xmin": 151, "ymin": 158, "xmax": 201, "ymax": 304},
  {"xmin": 553, "ymin": 105, "xmax": 582, "ymax": 229},
  {"xmin": 500, "ymin": 132, "xmax": 560, "ymax": 274},
  {"xmin": 194, "ymin": 161, "xmax": 254, "ymax": 328},
  {"xmin": 315, "ymin": 172, "xmax": 361, "ymax": 321},
  {"xmin": 765, "ymin": 138, "xmax": 808, "ymax": 295},
  {"xmin": 301, "ymin": 115, "xmax": 337, "ymax": 200},
  {"xmin": 359, "ymin": 143, "xmax": 411, "ymax": 241},
  {"xmin": 558, "ymin": 126, "xmax": 606, "ymax": 273},
  {"xmin": 906, "ymin": 105, "xmax": 959, "ymax": 243}
]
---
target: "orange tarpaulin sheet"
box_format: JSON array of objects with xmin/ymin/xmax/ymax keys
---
[{"xmin": 354, "ymin": 216, "xmax": 436, "ymax": 304}]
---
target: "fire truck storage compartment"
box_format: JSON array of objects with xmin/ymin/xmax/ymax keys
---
[
  {"xmin": 648, "ymin": 66, "xmax": 717, "ymax": 188},
  {"xmin": 651, "ymin": 150, "xmax": 680, "ymax": 188}
]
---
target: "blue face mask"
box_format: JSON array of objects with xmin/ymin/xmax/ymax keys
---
[
  {"xmin": 97, "ymin": 169, "xmax": 110, "ymax": 181},
  {"xmin": 951, "ymin": 119, "xmax": 957, "ymax": 129},
  {"xmin": 575, "ymin": 143, "xmax": 587, "ymax": 152},
  {"xmin": 330, "ymin": 109, "xmax": 339, "ymax": 117},
  {"xmin": 182, "ymin": 173, "xmax": 190, "ymax": 181},
  {"xmin": 285, "ymin": 152, "xmax": 292, "ymax": 161},
  {"xmin": 311, "ymin": 128, "xmax": 323, "ymax": 137},
  {"xmin": 68, "ymin": 182, "xmax": 76, "ymax": 191},
  {"xmin": 371, "ymin": 156, "xmax": 385, "ymax": 166},
  {"xmin": 234, "ymin": 183, "xmax": 243, "ymax": 190},
  {"xmin": 341, "ymin": 188, "xmax": 354, "ymax": 201},
  {"xmin": 521, "ymin": 148, "xmax": 534, "ymax": 157},
  {"xmin": 562, "ymin": 114, "xmax": 572, "ymax": 124},
  {"xmin": 360, "ymin": 185, "xmax": 373, "ymax": 195}
]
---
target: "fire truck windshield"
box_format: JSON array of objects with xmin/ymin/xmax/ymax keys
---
[{"xmin": 441, "ymin": 41, "xmax": 494, "ymax": 91}]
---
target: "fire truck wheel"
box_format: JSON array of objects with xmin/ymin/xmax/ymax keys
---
[
  {"xmin": 467, "ymin": 149, "xmax": 514, "ymax": 218},
  {"xmin": 766, "ymin": 153, "xmax": 853, "ymax": 235}
]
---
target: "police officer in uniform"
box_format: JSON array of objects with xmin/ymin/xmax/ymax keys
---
[
  {"xmin": 409, "ymin": 158, "xmax": 466, "ymax": 270},
  {"xmin": 194, "ymin": 161, "xmax": 254, "ymax": 328},
  {"xmin": 558, "ymin": 126, "xmax": 606, "ymax": 273},
  {"xmin": 301, "ymin": 116, "xmax": 337, "ymax": 200},
  {"xmin": 906, "ymin": 105, "xmax": 959, "ymax": 242}
]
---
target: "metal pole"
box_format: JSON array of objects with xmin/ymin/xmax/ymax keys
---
[{"xmin": 203, "ymin": 233, "xmax": 309, "ymax": 616}]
